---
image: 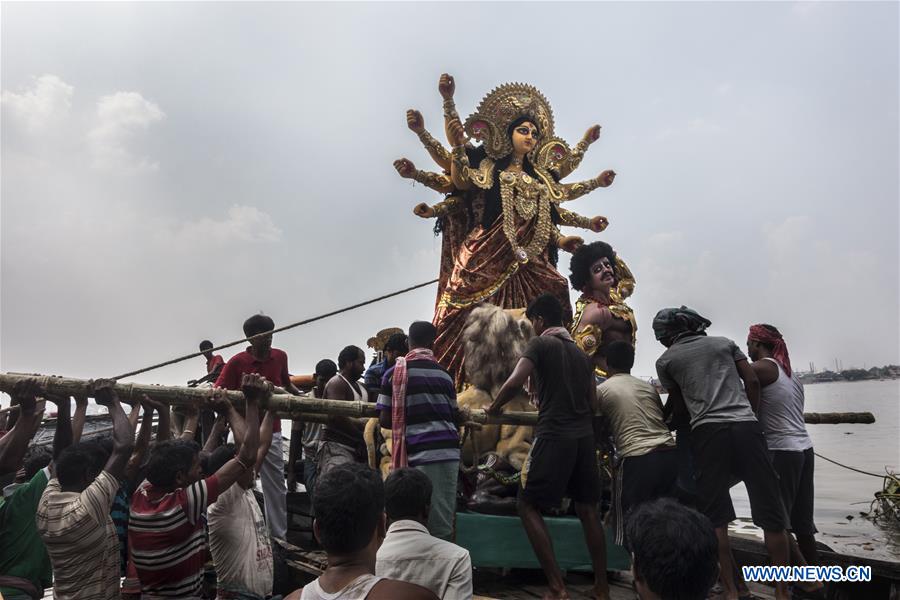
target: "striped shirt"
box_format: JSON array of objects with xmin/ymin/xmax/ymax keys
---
[
  {"xmin": 129, "ymin": 475, "xmax": 221, "ymax": 598},
  {"xmin": 36, "ymin": 471, "xmax": 121, "ymax": 600},
  {"xmin": 376, "ymin": 360, "xmax": 460, "ymax": 466}
]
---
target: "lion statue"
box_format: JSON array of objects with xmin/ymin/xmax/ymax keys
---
[{"xmin": 364, "ymin": 304, "xmax": 537, "ymax": 506}]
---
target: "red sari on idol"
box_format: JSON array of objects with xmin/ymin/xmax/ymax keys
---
[{"xmin": 432, "ymin": 209, "xmax": 571, "ymax": 387}]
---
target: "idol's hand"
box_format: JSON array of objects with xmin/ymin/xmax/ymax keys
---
[
  {"xmin": 590, "ymin": 216, "xmax": 609, "ymax": 233},
  {"xmin": 393, "ymin": 158, "xmax": 416, "ymax": 179},
  {"xmin": 406, "ymin": 109, "xmax": 425, "ymax": 134},
  {"xmin": 597, "ymin": 170, "xmax": 616, "ymax": 187},
  {"xmin": 583, "ymin": 125, "xmax": 601, "ymax": 146},
  {"xmin": 447, "ymin": 119, "xmax": 467, "ymax": 148},
  {"xmin": 439, "ymin": 73, "xmax": 455, "ymax": 100},
  {"xmin": 413, "ymin": 203, "xmax": 435, "ymax": 219},
  {"xmin": 559, "ymin": 235, "xmax": 584, "ymax": 253}
]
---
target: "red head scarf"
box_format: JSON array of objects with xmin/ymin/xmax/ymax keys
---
[{"xmin": 748, "ymin": 324, "xmax": 792, "ymax": 377}]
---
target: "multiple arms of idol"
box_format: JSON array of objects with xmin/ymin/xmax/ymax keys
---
[{"xmin": 393, "ymin": 74, "xmax": 616, "ymax": 249}]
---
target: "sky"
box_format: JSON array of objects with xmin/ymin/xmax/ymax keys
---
[{"xmin": 2, "ymin": 1, "xmax": 898, "ymax": 390}]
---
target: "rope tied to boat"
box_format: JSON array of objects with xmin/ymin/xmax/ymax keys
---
[
  {"xmin": 111, "ymin": 278, "xmax": 439, "ymax": 381},
  {"xmin": 813, "ymin": 451, "xmax": 887, "ymax": 478}
]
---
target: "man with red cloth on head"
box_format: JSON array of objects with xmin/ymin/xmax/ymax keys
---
[
  {"xmin": 747, "ymin": 324, "xmax": 823, "ymax": 592},
  {"xmin": 215, "ymin": 314, "xmax": 302, "ymax": 542}
]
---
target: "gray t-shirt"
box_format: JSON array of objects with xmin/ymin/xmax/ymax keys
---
[{"xmin": 655, "ymin": 335, "xmax": 757, "ymax": 428}]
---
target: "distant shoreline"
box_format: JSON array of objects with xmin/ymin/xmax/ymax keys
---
[
  {"xmin": 798, "ymin": 366, "xmax": 900, "ymax": 385},
  {"xmin": 801, "ymin": 376, "xmax": 900, "ymax": 385}
]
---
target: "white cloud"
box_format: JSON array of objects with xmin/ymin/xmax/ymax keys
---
[
  {"xmin": 86, "ymin": 91, "xmax": 165, "ymax": 173},
  {"xmin": 1, "ymin": 74, "xmax": 74, "ymax": 132},
  {"xmin": 168, "ymin": 205, "xmax": 283, "ymax": 246}
]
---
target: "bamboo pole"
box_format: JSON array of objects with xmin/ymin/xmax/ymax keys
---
[
  {"xmin": 0, "ymin": 373, "xmax": 876, "ymax": 426},
  {"xmin": 0, "ymin": 373, "xmax": 533, "ymax": 425}
]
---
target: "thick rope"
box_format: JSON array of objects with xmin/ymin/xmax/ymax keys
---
[
  {"xmin": 814, "ymin": 451, "xmax": 885, "ymax": 478},
  {"xmin": 112, "ymin": 279, "xmax": 439, "ymax": 381}
]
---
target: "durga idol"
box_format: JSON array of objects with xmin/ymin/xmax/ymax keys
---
[{"xmin": 394, "ymin": 74, "xmax": 622, "ymax": 383}]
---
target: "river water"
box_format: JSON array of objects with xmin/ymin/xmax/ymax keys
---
[{"xmin": 730, "ymin": 379, "xmax": 900, "ymax": 561}]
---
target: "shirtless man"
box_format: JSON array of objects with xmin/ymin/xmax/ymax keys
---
[
  {"xmin": 317, "ymin": 346, "xmax": 367, "ymax": 478},
  {"xmin": 568, "ymin": 241, "xmax": 636, "ymax": 376}
]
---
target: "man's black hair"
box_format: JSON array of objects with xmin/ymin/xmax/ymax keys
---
[
  {"xmin": 199, "ymin": 340, "xmax": 214, "ymax": 351},
  {"xmin": 56, "ymin": 441, "xmax": 108, "ymax": 488},
  {"xmin": 243, "ymin": 314, "xmax": 275, "ymax": 338},
  {"xmin": 605, "ymin": 341, "xmax": 635, "ymax": 372},
  {"xmin": 408, "ymin": 321, "xmax": 437, "ymax": 349},
  {"xmin": 625, "ymin": 498, "xmax": 719, "ymax": 600},
  {"xmin": 384, "ymin": 333, "xmax": 409, "ymax": 354},
  {"xmin": 337, "ymin": 345, "xmax": 364, "ymax": 369},
  {"xmin": 313, "ymin": 463, "xmax": 384, "ymax": 555},
  {"xmin": 568, "ymin": 241, "xmax": 617, "ymax": 292},
  {"xmin": 315, "ymin": 358, "xmax": 338, "ymax": 378},
  {"xmin": 23, "ymin": 446, "xmax": 53, "ymax": 480},
  {"xmin": 206, "ymin": 443, "xmax": 236, "ymax": 475},
  {"xmin": 384, "ymin": 467, "xmax": 432, "ymax": 522},
  {"xmin": 525, "ymin": 294, "xmax": 564, "ymax": 327},
  {"xmin": 146, "ymin": 439, "xmax": 200, "ymax": 487}
]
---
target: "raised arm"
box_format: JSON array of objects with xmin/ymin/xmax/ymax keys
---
[
  {"xmin": 127, "ymin": 400, "xmax": 142, "ymax": 430},
  {"xmin": 44, "ymin": 389, "xmax": 73, "ymax": 461},
  {"xmin": 156, "ymin": 401, "xmax": 172, "ymax": 442},
  {"xmin": 255, "ymin": 411, "xmax": 275, "ymax": 472},
  {"xmin": 211, "ymin": 374, "xmax": 263, "ymax": 492},
  {"xmin": 72, "ymin": 391, "xmax": 89, "ymax": 443},
  {"xmin": 412, "ymin": 195, "xmax": 464, "ymax": 220},
  {"xmin": 557, "ymin": 207, "xmax": 609, "ymax": 233},
  {"xmin": 562, "ymin": 169, "xmax": 616, "ymax": 202},
  {"xmin": 439, "ymin": 73, "xmax": 460, "ymax": 147},
  {"xmin": 179, "ymin": 404, "xmax": 200, "ymax": 441},
  {"xmin": 558, "ymin": 125, "xmax": 601, "ymax": 179},
  {"xmin": 0, "ymin": 380, "xmax": 41, "ymax": 475},
  {"xmin": 407, "ymin": 109, "xmax": 451, "ymax": 170},
  {"xmin": 125, "ymin": 395, "xmax": 158, "ymax": 483},
  {"xmin": 393, "ymin": 158, "xmax": 455, "ymax": 194},
  {"xmin": 210, "ymin": 387, "xmax": 247, "ymax": 443},
  {"xmin": 92, "ymin": 379, "xmax": 136, "ymax": 481},
  {"xmin": 202, "ymin": 412, "xmax": 229, "ymax": 456},
  {"xmin": 486, "ymin": 357, "xmax": 536, "ymax": 415},
  {"xmin": 449, "ymin": 128, "xmax": 473, "ymax": 191}
]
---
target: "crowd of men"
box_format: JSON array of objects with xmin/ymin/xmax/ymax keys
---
[{"xmin": 0, "ymin": 300, "xmax": 821, "ymax": 600}]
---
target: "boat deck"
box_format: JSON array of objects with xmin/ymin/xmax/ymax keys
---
[{"xmin": 277, "ymin": 540, "xmax": 779, "ymax": 599}]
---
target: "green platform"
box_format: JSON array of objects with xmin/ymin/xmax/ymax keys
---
[{"xmin": 455, "ymin": 512, "xmax": 631, "ymax": 572}]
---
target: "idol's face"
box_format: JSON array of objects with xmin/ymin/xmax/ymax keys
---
[
  {"xmin": 511, "ymin": 121, "xmax": 540, "ymax": 156},
  {"xmin": 588, "ymin": 256, "xmax": 616, "ymax": 293}
]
